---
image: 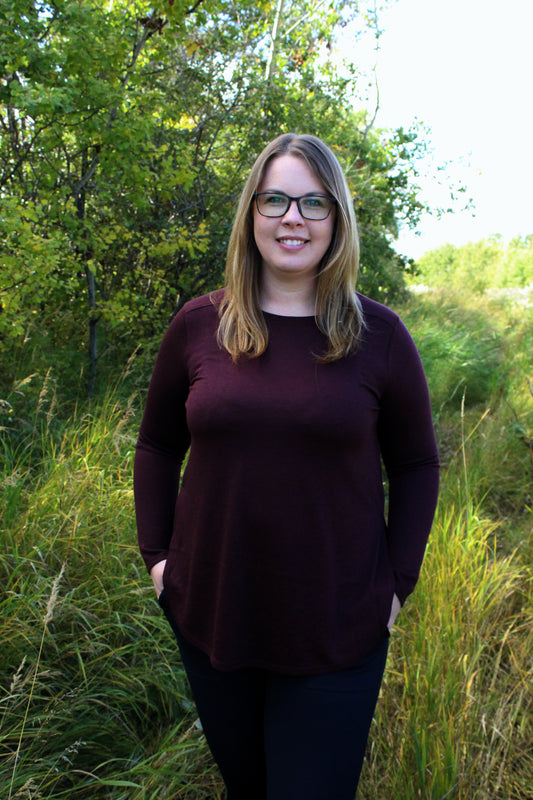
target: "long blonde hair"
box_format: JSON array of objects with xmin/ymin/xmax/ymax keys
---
[{"xmin": 217, "ymin": 133, "xmax": 364, "ymax": 362}]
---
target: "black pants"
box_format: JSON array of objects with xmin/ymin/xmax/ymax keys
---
[{"xmin": 160, "ymin": 592, "xmax": 389, "ymax": 800}]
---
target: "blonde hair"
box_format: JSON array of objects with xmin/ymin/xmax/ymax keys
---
[{"xmin": 217, "ymin": 133, "xmax": 364, "ymax": 362}]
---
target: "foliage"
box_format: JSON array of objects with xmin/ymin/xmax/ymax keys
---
[
  {"xmin": 398, "ymin": 287, "xmax": 533, "ymax": 537},
  {"xmin": 1, "ymin": 288, "xmax": 532, "ymax": 798},
  {"xmin": 413, "ymin": 235, "xmax": 533, "ymax": 292},
  {"xmin": 0, "ymin": 0, "xmax": 429, "ymax": 395},
  {"xmin": 399, "ymin": 291, "xmax": 504, "ymax": 413}
]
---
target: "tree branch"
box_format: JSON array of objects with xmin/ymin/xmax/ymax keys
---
[
  {"xmin": 361, "ymin": 68, "xmax": 380, "ymax": 141},
  {"xmin": 265, "ymin": 0, "xmax": 285, "ymax": 83},
  {"xmin": 70, "ymin": 147, "xmax": 101, "ymax": 200},
  {"xmin": 186, "ymin": 0, "xmax": 206, "ymax": 14},
  {"xmin": 284, "ymin": 0, "xmax": 328, "ymax": 38}
]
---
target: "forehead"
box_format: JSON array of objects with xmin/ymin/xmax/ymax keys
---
[{"xmin": 259, "ymin": 154, "xmax": 325, "ymax": 193}]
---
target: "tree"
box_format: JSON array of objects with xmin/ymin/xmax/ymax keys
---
[
  {"xmin": 414, "ymin": 236, "xmax": 533, "ymax": 292},
  {"xmin": 1, "ymin": 0, "xmax": 428, "ymax": 396},
  {"xmin": 1, "ymin": 0, "xmax": 209, "ymax": 392}
]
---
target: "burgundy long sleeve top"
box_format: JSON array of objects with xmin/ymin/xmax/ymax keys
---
[{"xmin": 134, "ymin": 290, "xmax": 439, "ymax": 675}]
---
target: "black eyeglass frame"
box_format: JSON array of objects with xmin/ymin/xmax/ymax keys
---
[{"xmin": 253, "ymin": 191, "xmax": 337, "ymax": 220}]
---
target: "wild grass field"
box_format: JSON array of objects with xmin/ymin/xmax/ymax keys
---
[{"xmin": 1, "ymin": 287, "xmax": 532, "ymax": 799}]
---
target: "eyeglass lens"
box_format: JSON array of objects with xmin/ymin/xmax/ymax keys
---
[{"xmin": 256, "ymin": 192, "xmax": 334, "ymax": 220}]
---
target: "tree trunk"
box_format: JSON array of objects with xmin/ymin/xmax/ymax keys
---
[
  {"xmin": 265, "ymin": 0, "xmax": 285, "ymax": 83},
  {"xmin": 76, "ymin": 147, "xmax": 98, "ymax": 399},
  {"xmin": 85, "ymin": 263, "xmax": 98, "ymax": 399}
]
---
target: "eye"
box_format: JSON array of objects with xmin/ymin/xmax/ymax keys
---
[
  {"xmin": 263, "ymin": 193, "xmax": 287, "ymax": 206},
  {"xmin": 301, "ymin": 195, "xmax": 328, "ymax": 210}
]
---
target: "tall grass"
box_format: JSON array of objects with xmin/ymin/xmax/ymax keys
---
[
  {"xmin": 1, "ymin": 289, "xmax": 531, "ymax": 798},
  {"xmin": 362, "ymin": 468, "xmax": 532, "ymax": 799},
  {"xmin": 1, "ymin": 386, "xmax": 218, "ymax": 799},
  {"xmin": 361, "ymin": 288, "xmax": 533, "ymax": 799}
]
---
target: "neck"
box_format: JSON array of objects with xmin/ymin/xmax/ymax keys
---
[{"xmin": 260, "ymin": 275, "xmax": 317, "ymax": 317}]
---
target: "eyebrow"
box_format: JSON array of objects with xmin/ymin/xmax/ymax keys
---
[{"xmin": 261, "ymin": 189, "xmax": 328, "ymax": 196}]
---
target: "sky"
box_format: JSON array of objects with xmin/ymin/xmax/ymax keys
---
[{"xmin": 334, "ymin": 0, "xmax": 533, "ymax": 259}]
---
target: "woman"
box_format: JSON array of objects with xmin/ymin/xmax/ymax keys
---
[{"xmin": 134, "ymin": 133, "xmax": 439, "ymax": 799}]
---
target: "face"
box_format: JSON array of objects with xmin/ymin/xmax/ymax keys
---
[{"xmin": 252, "ymin": 154, "xmax": 335, "ymax": 285}]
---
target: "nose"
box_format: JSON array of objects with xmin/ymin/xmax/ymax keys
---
[{"xmin": 282, "ymin": 198, "xmax": 304, "ymax": 223}]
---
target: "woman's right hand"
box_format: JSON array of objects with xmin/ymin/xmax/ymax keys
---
[
  {"xmin": 387, "ymin": 592, "xmax": 402, "ymax": 631},
  {"xmin": 150, "ymin": 559, "xmax": 167, "ymax": 599}
]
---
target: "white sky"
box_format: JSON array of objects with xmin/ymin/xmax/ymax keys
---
[{"xmin": 335, "ymin": 0, "xmax": 533, "ymax": 259}]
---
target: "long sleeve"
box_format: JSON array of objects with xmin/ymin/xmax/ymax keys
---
[
  {"xmin": 377, "ymin": 315, "xmax": 440, "ymax": 605},
  {"xmin": 134, "ymin": 310, "xmax": 191, "ymax": 573}
]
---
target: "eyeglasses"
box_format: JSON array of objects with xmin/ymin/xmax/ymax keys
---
[{"xmin": 254, "ymin": 191, "xmax": 336, "ymax": 220}]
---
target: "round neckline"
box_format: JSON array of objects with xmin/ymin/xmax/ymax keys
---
[{"xmin": 262, "ymin": 309, "xmax": 316, "ymax": 320}]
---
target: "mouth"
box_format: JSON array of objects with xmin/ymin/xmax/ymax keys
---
[{"xmin": 277, "ymin": 237, "xmax": 308, "ymax": 247}]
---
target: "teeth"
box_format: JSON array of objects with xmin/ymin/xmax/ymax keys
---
[{"xmin": 280, "ymin": 239, "xmax": 305, "ymax": 246}]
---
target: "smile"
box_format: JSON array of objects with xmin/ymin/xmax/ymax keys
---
[{"xmin": 277, "ymin": 238, "xmax": 308, "ymax": 247}]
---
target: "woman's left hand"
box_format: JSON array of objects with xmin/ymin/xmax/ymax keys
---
[
  {"xmin": 387, "ymin": 593, "xmax": 402, "ymax": 631},
  {"xmin": 150, "ymin": 558, "xmax": 167, "ymax": 599}
]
